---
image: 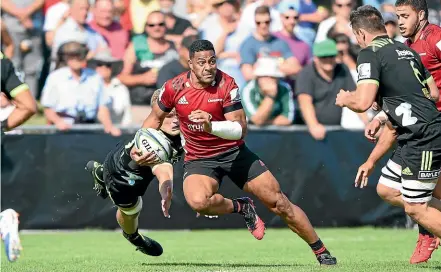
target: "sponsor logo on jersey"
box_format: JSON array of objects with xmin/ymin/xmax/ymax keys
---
[
  {"xmin": 208, "ymin": 98, "xmax": 223, "ymax": 103},
  {"xmin": 357, "ymin": 63, "xmax": 371, "ymax": 80},
  {"xmin": 402, "ymin": 167, "xmax": 413, "ymax": 176},
  {"xmin": 395, "ymin": 49, "xmax": 414, "ymax": 58},
  {"xmin": 187, "ymin": 123, "xmax": 204, "ymax": 132},
  {"xmin": 177, "ymin": 96, "xmax": 189, "ymax": 105},
  {"xmin": 418, "ymin": 170, "xmax": 440, "ymax": 180}
]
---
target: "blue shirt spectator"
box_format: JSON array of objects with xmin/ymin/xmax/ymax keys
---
[
  {"xmin": 41, "ymin": 67, "xmax": 110, "ymax": 123},
  {"xmin": 240, "ymin": 35, "xmax": 293, "ymax": 66}
]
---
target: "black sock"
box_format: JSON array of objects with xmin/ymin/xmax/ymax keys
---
[
  {"xmin": 232, "ymin": 200, "xmax": 242, "ymax": 213},
  {"xmin": 123, "ymin": 229, "xmax": 140, "ymax": 240},
  {"xmin": 418, "ymin": 224, "xmax": 435, "ymax": 237},
  {"xmin": 309, "ymin": 239, "xmax": 329, "ymax": 255}
]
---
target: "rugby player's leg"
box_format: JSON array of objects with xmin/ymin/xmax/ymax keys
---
[
  {"xmin": 376, "ymin": 152, "xmax": 439, "ymax": 263},
  {"xmin": 228, "ymin": 146, "xmax": 336, "ymax": 264},
  {"xmin": 183, "ymin": 174, "xmax": 234, "ymax": 215},
  {"xmin": 103, "ymin": 165, "xmax": 163, "ymax": 256},
  {"xmin": 243, "ymin": 170, "xmax": 336, "ymax": 265}
]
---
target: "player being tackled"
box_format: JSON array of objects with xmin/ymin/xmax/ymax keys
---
[
  {"xmin": 85, "ymin": 90, "xmax": 182, "ymax": 256},
  {"xmin": 131, "ymin": 39, "xmax": 337, "ymax": 265},
  {"xmin": 336, "ymin": 5, "xmax": 441, "ymax": 263}
]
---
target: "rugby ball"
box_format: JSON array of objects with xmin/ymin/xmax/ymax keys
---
[{"xmin": 134, "ymin": 128, "xmax": 172, "ymax": 163}]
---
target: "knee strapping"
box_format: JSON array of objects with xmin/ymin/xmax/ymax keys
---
[{"xmin": 119, "ymin": 197, "xmax": 143, "ymax": 215}]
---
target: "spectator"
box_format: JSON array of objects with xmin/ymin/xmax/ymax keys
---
[
  {"xmin": 273, "ymin": 2, "xmax": 311, "ymax": 68},
  {"xmin": 293, "ymin": 0, "xmax": 329, "ymax": 46},
  {"xmin": 2, "ymin": 0, "xmax": 44, "ymax": 97},
  {"xmin": 328, "ymin": 32, "xmax": 357, "ymax": 81},
  {"xmin": 240, "ymin": 5, "xmax": 301, "ymax": 82},
  {"xmin": 239, "ymin": 0, "xmax": 283, "ymax": 35},
  {"xmin": 1, "ymin": 19, "xmax": 15, "ymax": 59},
  {"xmin": 363, "ymin": 0, "xmax": 395, "ymax": 11},
  {"xmin": 93, "ymin": 50, "xmax": 132, "ymax": 126},
  {"xmin": 295, "ymin": 39, "xmax": 355, "ymax": 140},
  {"xmin": 41, "ymin": 35, "xmax": 120, "ymax": 136},
  {"xmin": 199, "ymin": 0, "xmax": 247, "ymax": 90},
  {"xmin": 157, "ymin": 35, "xmax": 199, "ymax": 88},
  {"xmin": 382, "ymin": 12, "xmax": 405, "ymax": 42},
  {"xmin": 43, "ymin": 0, "xmax": 69, "ymax": 47},
  {"xmin": 119, "ymin": 11, "xmax": 178, "ymax": 124},
  {"xmin": 159, "ymin": 0, "xmax": 196, "ymax": 46},
  {"xmin": 51, "ymin": 0, "xmax": 108, "ymax": 70},
  {"xmin": 89, "ymin": 0, "xmax": 129, "ymax": 60},
  {"xmin": 119, "ymin": 0, "xmax": 160, "ymax": 34},
  {"xmin": 241, "ymin": 57, "xmax": 295, "ymax": 126},
  {"xmin": 186, "ymin": 0, "xmax": 213, "ymax": 28},
  {"xmin": 315, "ymin": 0, "xmax": 355, "ymax": 43}
]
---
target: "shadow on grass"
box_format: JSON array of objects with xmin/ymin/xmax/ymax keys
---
[{"xmin": 142, "ymin": 262, "xmax": 302, "ymax": 268}]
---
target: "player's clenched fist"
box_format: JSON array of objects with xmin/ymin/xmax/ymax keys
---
[
  {"xmin": 335, "ymin": 89, "xmax": 350, "ymax": 107},
  {"xmin": 188, "ymin": 110, "xmax": 213, "ymax": 132},
  {"xmin": 365, "ymin": 118, "xmax": 382, "ymax": 143}
]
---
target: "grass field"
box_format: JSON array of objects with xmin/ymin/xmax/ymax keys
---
[{"xmin": 1, "ymin": 228, "xmax": 440, "ymax": 272}]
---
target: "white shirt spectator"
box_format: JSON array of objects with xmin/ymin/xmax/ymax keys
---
[
  {"xmin": 104, "ymin": 78, "xmax": 132, "ymax": 125},
  {"xmin": 315, "ymin": 16, "xmax": 337, "ymax": 43},
  {"xmin": 43, "ymin": 1, "xmax": 70, "ymax": 32},
  {"xmin": 41, "ymin": 67, "xmax": 110, "ymax": 123},
  {"xmin": 238, "ymin": 0, "xmax": 283, "ymax": 36}
]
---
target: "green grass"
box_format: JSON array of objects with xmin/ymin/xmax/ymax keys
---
[{"xmin": 1, "ymin": 228, "xmax": 440, "ymax": 272}]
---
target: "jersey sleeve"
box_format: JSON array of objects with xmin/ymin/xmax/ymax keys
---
[
  {"xmin": 430, "ymin": 28, "xmax": 441, "ymax": 60},
  {"xmin": 157, "ymin": 81, "xmax": 175, "ymax": 113},
  {"xmin": 1, "ymin": 58, "xmax": 29, "ymax": 99},
  {"xmin": 222, "ymin": 78, "xmax": 243, "ymax": 114},
  {"xmin": 356, "ymin": 49, "xmax": 381, "ymax": 86}
]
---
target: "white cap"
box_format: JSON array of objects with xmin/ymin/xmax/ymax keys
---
[{"xmin": 253, "ymin": 57, "xmax": 285, "ymax": 78}]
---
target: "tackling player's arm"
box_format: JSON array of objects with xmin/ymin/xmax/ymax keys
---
[
  {"xmin": 1, "ymin": 58, "xmax": 37, "ymax": 130},
  {"xmin": 335, "ymin": 49, "xmax": 379, "ymax": 112},
  {"xmin": 152, "ymin": 163, "xmax": 173, "ymax": 218},
  {"xmin": 355, "ymin": 122, "xmax": 397, "ymax": 188}
]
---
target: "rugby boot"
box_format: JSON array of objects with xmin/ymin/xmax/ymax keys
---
[
  {"xmin": 410, "ymin": 234, "xmax": 439, "ymax": 264},
  {"xmin": 123, "ymin": 231, "xmax": 163, "ymax": 256},
  {"xmin": 85, "ymin": 160, "xmax": 107, "ymax": 199},
  {"xmin": 0, "ymin": 209, "xmax": 22, "ymax": 262},
  {"xmin": 316, "ymin": 250, "xmax": 337, "ymax": 266},
  {"xmin": 234, "ymin": 197, "xmax": 266, "ymax": 240}
]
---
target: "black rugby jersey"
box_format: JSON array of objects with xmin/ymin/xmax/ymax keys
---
[{"xmin": 357, "ymin": 35, "xmax": 441, "ymax": 141}]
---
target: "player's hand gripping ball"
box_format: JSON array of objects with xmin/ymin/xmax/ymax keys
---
[{"xmin": 134, "ymin": 128, "xmax": 173, "ymax": 164}]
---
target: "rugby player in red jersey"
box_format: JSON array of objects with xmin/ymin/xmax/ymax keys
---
[
  {"xmin": 394, "ymin": 0, "xmax": 441, "ymax": 263},
  {"xmin": 131, "ymin": 40, "xmax": 337, "ymax": 265}
]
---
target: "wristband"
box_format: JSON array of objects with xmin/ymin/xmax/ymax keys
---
[
  {"xmin": 210, "ymin": 121, "xmax": 242, "ymax": 140},
  {"xmin": 374, "ymin": 110, "xmax": 388, "ymax": 125}
]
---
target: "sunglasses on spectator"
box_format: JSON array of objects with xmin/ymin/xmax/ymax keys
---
[
  {"xmin": 284, "ymin": 15, "xmax": 299, "ymax": 20},
  {"xmin": 96, "ymin": 62, "xmax": 112, "ymax": 68},
  {"xmin": 256, "ymin": 20, "xmax": 271, "ymax": 25},
  {"xmin": 147, "ymin": 22, "xmax": 166, "ymax": 27},
  {"xmin": 65, "ymin": 52, "xmax": 86, "ymax": 60},
  {"xmin": 335, "ymin": 3, "xmax": 352, "ymax": 7}
]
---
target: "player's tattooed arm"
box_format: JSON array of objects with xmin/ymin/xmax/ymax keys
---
[{"xmin": 335, "ymin": 82, "xmax": 378, "ymax": 113}]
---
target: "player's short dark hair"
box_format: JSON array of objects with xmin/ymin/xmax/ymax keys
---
[
  {"xmin": 350, "ymin": 5, "xmax": 386, "ymax": 33},
  {"xmin": 395, "ymin": 0, "xmax": 428, "ymax": 20},
  {"xmin": 189, "ymin": 39, "xmax": 215, "ymax": 58},
  {"xmin": 255, "ymin": 5, "xmax": 270, "ymax": 16}
]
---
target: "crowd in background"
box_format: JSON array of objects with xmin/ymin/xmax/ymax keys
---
[{"xmin": 1, "ymin": 0, "xmax": 441, "ymax": 140}]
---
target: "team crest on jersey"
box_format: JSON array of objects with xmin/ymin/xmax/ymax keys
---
[{"xmin": 357, "ymin": 63, "xmax": 371, "ymax": 80}]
